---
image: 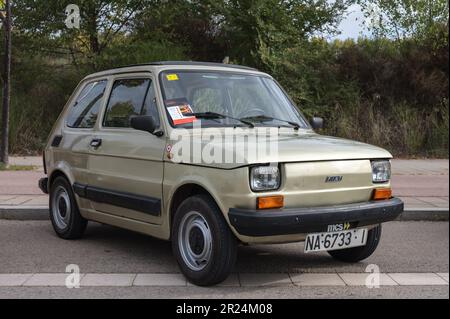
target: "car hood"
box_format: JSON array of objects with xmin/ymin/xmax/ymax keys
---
[{"xmin": 167, "ymin": 129, "xmax": 392, "ymax": 169}]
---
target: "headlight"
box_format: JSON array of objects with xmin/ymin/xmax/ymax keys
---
[
  {"xmin": 250, "ymin": 166, "xmax": 280, "ymax": 191},
  {"xmin": 371, "ymin": 160, "xmax": 391, "ymax": 183}
]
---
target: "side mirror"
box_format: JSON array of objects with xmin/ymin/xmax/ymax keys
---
[
  {"xmin": 311, "ymin": 117, "xmax": 324, "ymax": 130},
  {"xmin": 130, "ymin": 115, "xmax": 159, "ymax": 135}
]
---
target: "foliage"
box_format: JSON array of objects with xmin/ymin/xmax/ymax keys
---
[
  {"xmin": 0, "ymin": 0, "xmax": 448, "ymax": 157},
  {"xmin": 268, "ymin": 36, "xmax": 448, "ymax": 157},
  {"xmin": 358, "ymin": 0, "xmax": 449, "ymax": 43}
]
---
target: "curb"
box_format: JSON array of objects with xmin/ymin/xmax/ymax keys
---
[
  {"xmin": 398, "ymin": 208, "xmax": 449, "ymax": 221},
  {"xmin": 0, "ymin": 207, "xmax": 49, "ymax": 220},
  {"xmin": 0, "ymin": 206, "xmax": 448, "ymax": 221}
]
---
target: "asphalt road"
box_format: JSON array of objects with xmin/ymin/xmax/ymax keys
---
[{"xmin": 0, "ymin": 220, "xmax": 448, "ymax": 298}]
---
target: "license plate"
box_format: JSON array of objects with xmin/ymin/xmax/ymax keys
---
[{"xmin": 304, "ymin": 228, "xmax": 368, "ymax": 253}]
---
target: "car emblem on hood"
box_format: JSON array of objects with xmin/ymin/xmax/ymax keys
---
[{"xmin": 325, "ymin": 176, "xmax": 343, "ymax": 183}]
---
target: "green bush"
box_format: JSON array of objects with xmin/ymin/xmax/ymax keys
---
[
  {"xmin": 0, "ymin": 35, "xmax": 448, "ymax": 158},
  {"xmin": 267, "ymin": 37, "xmax": 448, "ymax": 158},
  {"xmin": 0, "ymin": 39, "xmax": 188, "ymax": 154}
]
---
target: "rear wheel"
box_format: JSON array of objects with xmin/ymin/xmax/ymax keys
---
[
  {"xmin": 328, "ymin": 225, "xmax": 382, "ymax": 262},
  {"xmin": 49, "ymin": 176, "xmax": 87, "ymax": 239},
  {"xmin": 172, "ymin": 195, "xmax": 237, "ymax": 286}
]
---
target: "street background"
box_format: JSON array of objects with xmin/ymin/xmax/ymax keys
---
[
  {"xmin": 0, "ymin": 0, "xmax": 448, "ymax": 299},
  {"xmin": 1, "ymin": 158, "xmax": 448, "ymax": 215},
  {"xmin": 0, "ymin": 158, "xmax": 448, "ymax": 298}
]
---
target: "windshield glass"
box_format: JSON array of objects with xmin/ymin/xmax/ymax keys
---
[{"xmin": 159, "ymin": 71, "xmax": 308, "ymax": 128}]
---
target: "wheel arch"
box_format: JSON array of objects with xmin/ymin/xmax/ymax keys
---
[
  {"xmin": 48, "ymin": 169, "xmax": 71, "ymax": 188},
  {"xmin": 169, "ymin": 183, "xmax": 221, "ymax": 230}
]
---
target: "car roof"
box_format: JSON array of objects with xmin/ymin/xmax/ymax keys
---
[
  {"xmin": 83, "ymin": 61, "xmax": 267, "ymax": 81},
  {"xmin": 130, "ymin": 61, "xmax": 258, "ymax": 71}
]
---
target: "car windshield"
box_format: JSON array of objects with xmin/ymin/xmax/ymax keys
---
[{"xmin": 159, "ymin": 71, "xmax": 309, "ymax": 128}]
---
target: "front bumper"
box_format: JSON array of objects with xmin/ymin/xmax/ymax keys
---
[{"xmin": 228, "ymin": 198, "xmax": 404, "ymax": 237}]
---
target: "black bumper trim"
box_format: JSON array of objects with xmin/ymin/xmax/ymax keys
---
[
  {"xmin": 228, "ymin": 198, "xmax": 404, "ymax": 237},
  {"xmin": 73, "ymin": 183, "xmax": 161, "ymax": 217},
  {"xmin": 38, "ymin": 177, "xmax": 49, "ymax": 194}
]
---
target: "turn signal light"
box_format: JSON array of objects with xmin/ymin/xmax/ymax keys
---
[
  {"xmin": 257, "ymin": 195, "xmax": 284, "ymax": 209},
  {"xmin": 372, "ymin": 188, "xmax": 392, "ymax": 200}
]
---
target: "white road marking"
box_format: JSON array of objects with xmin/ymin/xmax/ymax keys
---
[
  {"xmin": 239, "ymin": 273, "xmax": 292, "ymax": 287},
  {"xmin": 23, "ymin": 273, "xmax": 82, "ymax": 287},
  {"xmin": 388, "ymin": 273, "xmax": 448, "ymax": 286},
  {"xmin": 81, "ymin": 274, "xmax": 135, "ymax": 287},
  {"xmin": 290, "ymin": 273, "xmax": 346, "ymax": 286},
  {"xmin": 0, "ymin": 273, "xmax": 448, "ymax": 287},
  {"xmin": 134, "ymin": 274, "xmax": 187, "ymax": 287},
  {"xmin": 339, "ymin": 273, "xmax": 398, "ymax": 286},
  {"xmin": 437, "ymin": 273, "xmax": 449, "ymax": 283},
  {"xmin": 0, "ymin": 274, "xmax": 33, "ymax": 286}
]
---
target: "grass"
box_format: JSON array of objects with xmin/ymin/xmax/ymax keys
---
[{"xmin": 0, "ymin": 163, "xmax": 37, "ymax": 171}]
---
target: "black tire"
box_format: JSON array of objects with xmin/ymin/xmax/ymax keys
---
[
  {"xmin": 49, "ymin": 176, "xmax": 87, "ymax": 239},
  {"xmin": 328, "ymin": 225, "xmax": 382, "ymax": 263},
  {"xmin": 171, "ymin": 194, "xmax": 238, "ymax": 286}
]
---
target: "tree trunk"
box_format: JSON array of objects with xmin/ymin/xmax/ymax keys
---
[
  {"xmin": 1, "ymin": 0, "xmax": 11, "ymax": 165},
  {"xmin": 86, "ymin": 5, "xmax": 100, "ymax": 55}
]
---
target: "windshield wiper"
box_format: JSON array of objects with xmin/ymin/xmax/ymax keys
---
[
  {"xmin": 185, "ymin": 112, "xmax": 255, "ymax": 128},
  {"xmin": 241, "ymin": 115, "xmax": 300, "ymax": 130}
]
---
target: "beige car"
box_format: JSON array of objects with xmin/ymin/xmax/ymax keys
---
[{"xmin": 39, "ymin": 61, "xmax": 403, "ymax": 286}]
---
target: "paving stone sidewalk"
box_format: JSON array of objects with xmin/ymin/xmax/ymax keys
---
[
  {"xmin": 0, "ymin": 157, "xmax": 448, "ymax": 215},
  {"xmin": 0, "ymin": 272, "xmax": 448, "ymax": 287}
]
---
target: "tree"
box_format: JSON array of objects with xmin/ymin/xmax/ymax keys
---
[
  {"xmin": 134, "ymin": 0, "xmax": 351, "ymax": 68},
  {"xmin": 358, "ymin": 0, "xmax": 449, "ymax": 42},
  {"xmin": 0, "ymin": 0, "xmax": 11, "ymax": 165},
  {"xmin": 132, "ymin": 0, "xmax": 228, "ymax": 62},
  {"xmin": 12, "ymin": 0, "xmax": 146, "ymax": 67},
  {"xmin": 215, "ymin": 0, "xmax": 350, "ymax": 68}
]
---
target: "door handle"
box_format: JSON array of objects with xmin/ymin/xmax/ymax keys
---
[{"xmin": 90, "ymin": 138, "xmax": 102, "ymax": 148}]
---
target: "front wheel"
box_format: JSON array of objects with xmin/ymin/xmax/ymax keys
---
[
  {"xmin": 172, "ymin": 195, "xmax": 237, "ymax": 286},
  {"xmin": 328, "ymin": 225, "xmax": 382, "ymax": 263}
]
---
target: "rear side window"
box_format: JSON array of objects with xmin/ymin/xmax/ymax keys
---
[
  {"xmin": 66, "ymin": 80, "xmax": 107, "ymax": 128},
  {"xmin": 103, "ymin": 79, "xmax": 151, "ymax": 128}
]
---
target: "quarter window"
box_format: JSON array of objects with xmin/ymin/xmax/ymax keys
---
[
  {"xmin": 103, "ymin": 79, "xmax": 151, "ymax": 128},
  {"xmin": 66, "ymin": 80, "xmax": 107, "ymax": 128}
]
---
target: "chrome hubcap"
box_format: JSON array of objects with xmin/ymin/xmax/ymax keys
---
[
  {"xmin": 52, "ymin": 186, "xmax": 71, "ymax": 229},
  {"xmin": 178, "ymin": 211, "xmax": 212, "ymax": 271}
]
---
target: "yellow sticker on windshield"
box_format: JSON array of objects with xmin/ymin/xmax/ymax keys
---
[{"xmin": 166, "ymin": 74, "xmax": 179, "ymax": 81}]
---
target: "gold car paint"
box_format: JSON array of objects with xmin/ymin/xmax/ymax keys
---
[
  {"xmin": 44, "ymin": 77, "xmax": 109, "ymax": 216},
  {"xmin": 162, "ymin": 159, "xmax": 389, "ymax": 244},
  {"xmin": 164, "ymin": 128, "xmax": 392, "ymax": 169},
  {"xmin": 44, "ymin": 64, "xmax": 393, "ymax": 244},
  {"xmin": 85, "ymin": 72, "xmax": 166, "ymax": 225}
]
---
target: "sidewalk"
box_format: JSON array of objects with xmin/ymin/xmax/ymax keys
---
[
  {"xmin": 391, "ymin": 160, "xmax": 448, "ymax": 210},
  {"xmin": 0, "ymin": 157, "xmax": 448, "ymax": 220}
]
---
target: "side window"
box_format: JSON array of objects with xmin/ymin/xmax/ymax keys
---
[
  {"xmin": 103, "ymin": 78, "xmax": 150, "ymax": 128},
  {"xmin": 141, "ymin": 81, "xmax": 160, "ymax": 127},
  {"xmin": 66, "ymin": 80, "xmax": 107, "ymax": 128}
]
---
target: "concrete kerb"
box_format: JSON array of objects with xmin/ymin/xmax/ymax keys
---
[{"xmin": 0, "ymin": 207, "xmax": 448, "ymax": 221}]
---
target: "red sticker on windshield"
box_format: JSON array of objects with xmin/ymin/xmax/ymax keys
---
[{"xmin": 165, "ymin": 98, "xmax": 196, "ymax": 125}]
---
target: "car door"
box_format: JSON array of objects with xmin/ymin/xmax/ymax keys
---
[
  {"xmin": 60, "ymin": 79, "xmax": 108, "ymax": 213},
  {"xmin": 86, "ymin": 73, "xmax": 165, "ymax": 224}
]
